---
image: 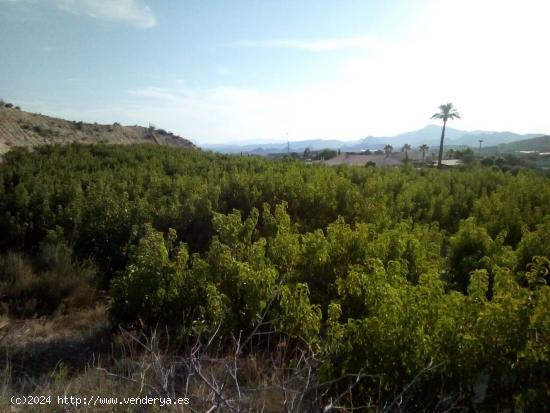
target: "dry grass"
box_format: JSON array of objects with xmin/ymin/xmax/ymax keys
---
[
  {"xmin": 0, "ymin": 304, "xmax": 108, "ymax": 348},
  {"xmin": 0, "ymin": 248, "xmax": 98, "ymax": 318},
  {"xmin": 0, "ymin": 310, "xmax": 328, "ymax": 413}
]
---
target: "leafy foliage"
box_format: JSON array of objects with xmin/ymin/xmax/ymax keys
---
[{"xmin": 0, "ymin": 143, "xmax": 549, "ymax": 410}]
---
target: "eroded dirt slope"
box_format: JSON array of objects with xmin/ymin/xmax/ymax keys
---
[{"xmin": 0, "ymin": 106, "xmax": 196, "ymax": 154}]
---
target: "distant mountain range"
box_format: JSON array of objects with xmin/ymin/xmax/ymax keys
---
[
  {"xmin": 203, "ymin": 125, "xmax": 544, "ymax": 155},
  {"xmin": 1, "ymin": 105, "xmax": 545, "ymax": 157}
]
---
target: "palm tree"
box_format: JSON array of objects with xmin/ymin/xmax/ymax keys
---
[
  {"xmin": 401, "ymin": 143, "xmax": 412, "ymax": 162},
  {"xmin": 384, "ymin": 144, "xmax": 393, "ymax": 157},
  {"xmin": 419, "ymin": 144, "xmax": 429, "ymax": 163},
  {"xmin": 431, "ymin": 103, "xmax": 461, "ymax": 168}
]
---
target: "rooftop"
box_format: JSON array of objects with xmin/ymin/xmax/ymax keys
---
[{"xmin": 325, "ymin": 153, "xmax": 404, "ymax": 167}]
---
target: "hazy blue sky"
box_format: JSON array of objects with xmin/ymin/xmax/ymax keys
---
[{"xmin": 1, "ymin": 0, "xmax": 549, "ymax": 144}]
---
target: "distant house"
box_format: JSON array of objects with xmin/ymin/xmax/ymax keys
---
[
  {"xmin": 304, "ymin": 149, "xmax": 321, "ymax": 159},
  {"xmin": 324, "ymin": 153, "xmax": 404, "ymax": 167},
  {"xmin": 432, "ymin": 159, "xmax": 463, "ymax": 167}
]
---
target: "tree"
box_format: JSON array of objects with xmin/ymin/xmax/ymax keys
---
[
  {"xmin": 431, "ymin": 103, "xmax": 461, "ymax": 168},
  {"xmin": 446, "ymin": 149, "xmax": 456, "ymax": 159},
  {"xmin": 455, "ymin": 148, "xmax": 475, "ymax": 164},
  {"xmin": 419, "ymin": 144, "xmax": 429, "ymax": 163},
  {"xmin": 401, "ymin": 143, "xmax": 412, "ymax": 162},
  {"xmin": 384, "ymin": 144, "xmax": 393, "ymax": 158},
  {"xmin": 315, "ymin": 148, "xmax": 338, "ymax": 160}
]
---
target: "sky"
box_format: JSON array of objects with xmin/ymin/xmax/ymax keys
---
[{"xmin": 1, "ymin": 0, "xmax": 549, "ymax": 144}]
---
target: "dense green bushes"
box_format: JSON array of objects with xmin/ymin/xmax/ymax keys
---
[
  {"xmin": 1, "ymin": 144, "xmax": 549, "ymax": 269},
  {"xmin": 1, "ymin": 143, "xmax": 549, "ymax": 410},
  {"xmin": 106, "ymin": 202, "xmax": 548, "ymax": 409}
]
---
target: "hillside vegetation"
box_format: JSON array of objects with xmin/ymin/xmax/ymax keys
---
[
  {"xmin": 0, "ymin": 144, "xmax": 549, "ymax": 411},
  {"xmin": 492, "ymin": 135, "xmax": 550, "ymax": 153},
  {"xmin": 0, "ymin": 105, "xmax": 195, "ymax": 154}
]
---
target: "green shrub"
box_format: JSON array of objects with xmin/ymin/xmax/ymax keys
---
[{"xmin": 109, "ymin": 225, "xmax": 225, "ymax": 335}]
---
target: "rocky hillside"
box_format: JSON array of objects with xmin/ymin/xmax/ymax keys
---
[{"xmin": 0, "ymin": 105, "xmax": 196, "ymax": 154}]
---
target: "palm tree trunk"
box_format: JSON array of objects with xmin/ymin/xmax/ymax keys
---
[
  {"xmin": 422, "ymin": 151, "xmax": 425, "ymax": 162},
  {"xmin": 437, "ymin": 121, "xmax": 447, "ymax": 168}
]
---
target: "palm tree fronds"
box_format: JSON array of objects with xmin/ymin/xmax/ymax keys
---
[{"xmin": 432, "ymin": 102, "xmax": 460, "ymax": 168}]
